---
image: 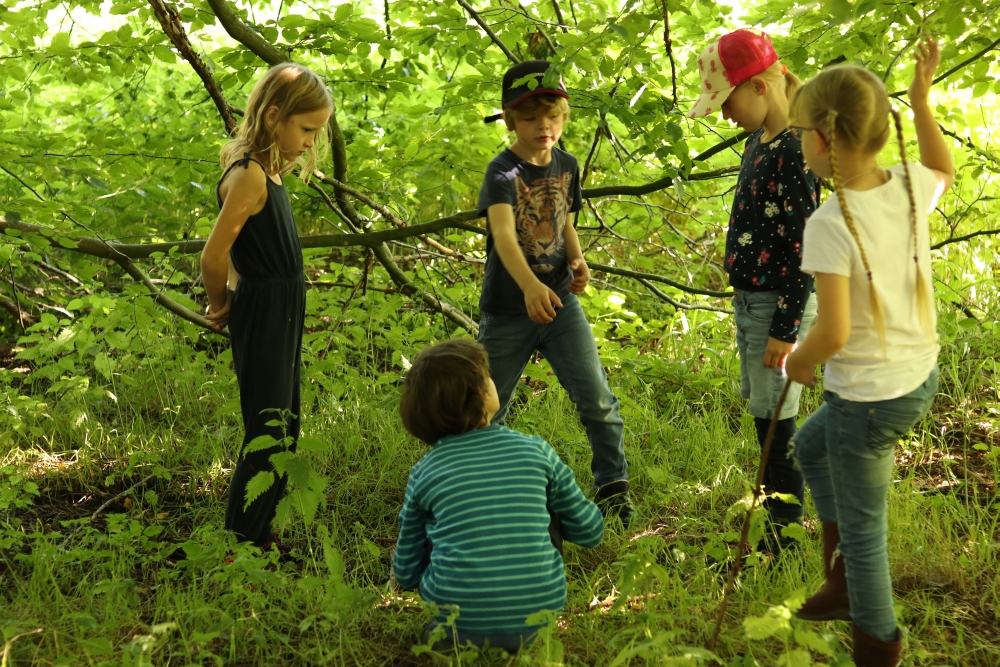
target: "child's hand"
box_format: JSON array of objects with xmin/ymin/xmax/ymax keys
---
[
  {"xmin": 568, "ymin": 258, "xmax": 591, "ymax": 295},
  {"xmin": 763, "ymin": 336, "xmax": 794, "ymax": 369},
  {"xmin": 908, "ymin": 37, "xmax": 940, "ymax": 106},
  {"xmin": 205, "ymin": 288, "xmax": 233, "ymax": 330},
  {"xmin": 784, "ymin": 349, "xmax": 817, "ymax": 388},
  {"xmin": 524, "ymin": 281, "xmax": 562, "ymax": 324}
]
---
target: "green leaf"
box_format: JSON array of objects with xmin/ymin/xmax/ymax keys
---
[
  {"xmin": 80, "ymin": 637, "xmax": 113, "ymax": 656},
  {"xmin": 334, "ymin": 3, "xmax": 353, "ymax": 20},
  {"xmin": 244, "ymin": 434, "xmax": 278, "ymax": 454},
  {"xmin": 244, "ymin": 471, "xmax": 275, "ymax": 509},
  {"xmin": 296, "ymin": 436, "xmax": 332, "ymax": 453}
]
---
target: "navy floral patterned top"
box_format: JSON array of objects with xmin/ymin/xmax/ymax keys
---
[{"xmin": 725, "ymin": 127, "xmax": 820, "ymax": 342}]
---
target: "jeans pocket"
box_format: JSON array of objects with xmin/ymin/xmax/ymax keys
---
[{"xmin": 865, "ymin": 403, "xmax": 922, "ymax": 453}]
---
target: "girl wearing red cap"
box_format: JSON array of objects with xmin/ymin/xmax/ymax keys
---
[{"xmin": 689, "ymin": 29, "xmax": 820, "ymax": 554}]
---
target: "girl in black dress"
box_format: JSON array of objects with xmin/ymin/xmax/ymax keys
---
[{"xmin": 201, "ymin": 63, "xmax": 332, "ymax": 550}]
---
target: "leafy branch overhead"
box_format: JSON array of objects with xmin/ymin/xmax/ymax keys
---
[{"xmin": 0, "ymin": 0, "xmax": 997, "ymax": 339}]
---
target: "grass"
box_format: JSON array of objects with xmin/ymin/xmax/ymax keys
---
[{"xmin": 1, "ymin": 318, "xmax": 998, "ymax": 666}]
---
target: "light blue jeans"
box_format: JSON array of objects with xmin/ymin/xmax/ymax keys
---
[
  {"xmin": 478, "ymin": 294, "xmax": 627, "ymax": 487},
  {"xmin": 733, "ymin": 290, "xmax": 817, "ymax": 420},
  {"xmin": 793, "ymin": 369, "xmax": 938, "ymax": 641}
]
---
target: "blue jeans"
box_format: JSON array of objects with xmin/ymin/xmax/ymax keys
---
[
  {"xmin": 478, "ymin": 294, "xmax": 627, "ymax": 487},
  {"xmin": 793, "ymin": 368, "xmax": 938, "ymax": 642},
  {"xmin": 423, "ymin": 623, "xmax": 537, "ymax": 652},
  {"xmin": 733, "ymin": 290, "xmax": 817, "ymax": 420}
]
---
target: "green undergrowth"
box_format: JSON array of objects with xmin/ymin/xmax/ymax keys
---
[{"xmin": 1, "ymin": 298, "xmax": 998, "ymax": 666}]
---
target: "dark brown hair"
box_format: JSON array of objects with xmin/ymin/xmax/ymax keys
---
[{"xmin": 399, "ymin": 339, "xmax": 491, "ymax": 445}]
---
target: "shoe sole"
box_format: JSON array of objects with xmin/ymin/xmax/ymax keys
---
[{"xmin": 795, "ymin": 608, "xmax": 852, "ymax": 621}]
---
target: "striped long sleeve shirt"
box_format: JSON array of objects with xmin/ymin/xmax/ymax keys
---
[{"xmin": 393, "ymin": 425, "xmax": 604, "ymax": 635}]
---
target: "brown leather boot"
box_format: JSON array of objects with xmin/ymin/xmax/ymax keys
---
[
  {"xmin": 795, "ymin": 522, "xmax": 851, "ymax": 621},
  {"xmin": 852, "ymin": 622, "xmax": 901, "ymax": 667}
]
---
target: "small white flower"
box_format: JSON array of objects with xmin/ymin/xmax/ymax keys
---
[
  {"xmin": 738, "ymin": 232, "xmax": 753, "ymax": 246},
  {"xmin": 764, "ymin": 202, "xmax": 779, "ymax": 218}
]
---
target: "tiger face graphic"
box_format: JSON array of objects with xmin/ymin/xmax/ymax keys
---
[{"xmin": 513, "ymin": 172, "xmax": 571, "ymax": 274}]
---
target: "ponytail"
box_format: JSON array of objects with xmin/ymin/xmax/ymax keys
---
[{"xmin": 826, "ymin": 110, "xmax": 887, "ymax": 355}]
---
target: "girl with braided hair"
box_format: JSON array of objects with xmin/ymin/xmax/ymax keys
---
[{"xmin": 784, "ymin": 39, "xmax": 952, "ymax": 667}]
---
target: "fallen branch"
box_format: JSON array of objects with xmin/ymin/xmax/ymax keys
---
[{"xmin": 59, "ymin": 474, "xmax": 157, "ymax": 551}]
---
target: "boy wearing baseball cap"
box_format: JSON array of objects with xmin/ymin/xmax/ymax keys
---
[
  {"xmin": 689, "ymin": 30, "xmax": 820, "ymax": 555},
  {"xmin": 477, "ymin": 60, "xmax": 633, "ymax": 526}
]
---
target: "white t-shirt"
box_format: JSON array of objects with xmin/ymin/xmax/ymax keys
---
[{"xmin": 801, "ymin": 163, "xmax": 943, "ymax": 402}]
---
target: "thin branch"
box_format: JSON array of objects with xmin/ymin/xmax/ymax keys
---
[
  {"xmin": 589, "ymin": 262, "xmax": 731, "ymax": 298},
  {"xmin": 662, "ymin": 0, "xmax": 677, "ymax": 112},
  {"xmin": 637, "ymin": 277, "xmax": 733, "ymax": 313},
  {"xmin": 888, "ymin": 35, "xmax": 1000, "ymax": 98},
  {"xmin": 691, "ymin": 132, "xmax": 750, "ymax": 163},
  {"xmin": 550, "ymin": 0, "xmax": 569, "ymax": 32},
  {"xmin": 582, "ymin": 165, "xmax": 739, "ymax": 198},
  {"xmin": 456, "ymin": 0, "xmax": 520, "ymax": 64},
  {"xmin": 148, "ymin": 0, "xmax": 238, "ymax": 135},
  {"xmin": 931, "ymin": 228, "xmax": 1000, "ymax": 250}
]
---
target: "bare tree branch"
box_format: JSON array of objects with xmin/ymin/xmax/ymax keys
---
[
  {"xmin": 931, "ymin": 228, "xmax": 1000, "ymax": 250},
  {"xmin": 637, "ymin": 277, "xmax": 733, "ymax": 313},
  {"xmin": 588, "ymin": 261, "xmax": 732, "ymax": 298},
  {"xmin": 582, "ymin": 165, "xmax": 739, "ymax": 198},
  {"xmin": 662, "ymin": 0, "xmax": 677, "ymax": 112},
  {"xmin": 550, "ymin": 0, "xmax": 569, "ymax": 32},
  {"xmin": 148, "ymin": 0, "xmax": 238, "ymax": 135},
  {"xmin": 889, "ymin": 35, "xmax": 1000, "ymax": 98},
  {"xmin": 456, "ymin": 0, "xmax": 520, "ymax": 64},
  {"xmin": 205, "ymin": 0, "xmax": 290, "ymax": 65}
]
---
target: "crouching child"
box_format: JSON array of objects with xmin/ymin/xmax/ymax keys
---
[{"xmin": 393, "ymin": 339, "xmax": 604, "ymax": 652}]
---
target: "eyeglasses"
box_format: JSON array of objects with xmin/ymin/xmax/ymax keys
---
[{"xmin": 788, "ymin": 126, "xmax": 813, "ymax": 140}]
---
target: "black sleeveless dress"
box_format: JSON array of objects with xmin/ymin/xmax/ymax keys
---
[{"xmin": 216, "ymin": 153, "xmax": 306, "ymax": 547}]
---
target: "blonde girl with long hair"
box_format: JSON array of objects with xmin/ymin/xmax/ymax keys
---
[
  {"xmin": 688, "ymin": 29, "xmax": 821, "ymax": 554},
  {"xmin": 785, "ymin": 39, "xmax": 952, "ymax": 667},
  {"xmin": 200, "ymin": 63, "xmax": 332, "ymax": 555}
]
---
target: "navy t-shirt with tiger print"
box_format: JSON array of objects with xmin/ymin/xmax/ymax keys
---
[
  {"xmin": 477, "ymin": 147, "xmax": 584, "ymax": 316},
  {"xmin": 726, "ymin": 127, "xmax": 821, "ymax": 342}
]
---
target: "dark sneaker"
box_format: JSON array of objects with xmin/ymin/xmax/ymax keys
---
[
  {"xmin": 595, "ymin": 480, "xmax": 635, "ymax": 528},
  {"xmin": 758, "ymin": 518, "xmax": 804, "ymax": 557},
  {"xmin": 263, "ymin": 533, "xmax": 302, "ymax": 565}
]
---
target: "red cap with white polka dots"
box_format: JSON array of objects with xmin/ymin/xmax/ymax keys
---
[{"xmin": 687, "ymin": 29, "xmax": 779, "ymax": 119}]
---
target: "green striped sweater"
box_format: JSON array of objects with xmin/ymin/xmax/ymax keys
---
[{"xmin": 393, "ymin": 425, "xmax": 604, "ymax": 635}]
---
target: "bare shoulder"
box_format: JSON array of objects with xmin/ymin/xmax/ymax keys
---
[{"xmin": 219, "ymin": 161, "xmax": 269, "ymax": 209}]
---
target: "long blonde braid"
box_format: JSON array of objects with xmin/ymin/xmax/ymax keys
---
[
  {"xmin": 891, "ymin": 108, "xmax": 936, "ymax": 341},
  {"xmin": 826, "ymin": 109, "xmax": 887, "ymax": 353}
]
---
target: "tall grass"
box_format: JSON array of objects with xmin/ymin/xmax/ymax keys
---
[{"xmin": 1, "ymin": 298, "xmax": 997, "ymax": 666}]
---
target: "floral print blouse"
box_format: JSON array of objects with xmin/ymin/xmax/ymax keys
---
[{"xmin": 725, "ymin": 127, "xmax": 821, "ymax": 342}]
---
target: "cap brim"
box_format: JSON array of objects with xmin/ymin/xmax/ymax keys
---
[
  {"xmin": 504, "ymin": 88, "xmax": 569, "ymax": 109},
  {"xmin": 687, "ymin": 86, "xmax": 736, "ymax": 119}
]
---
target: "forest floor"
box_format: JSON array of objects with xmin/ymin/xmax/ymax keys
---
[{"xmin": 1, "ymin": 344, "xmax": 998, "ymax": 666}]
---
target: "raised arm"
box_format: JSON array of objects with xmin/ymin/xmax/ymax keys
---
[
  {"xmin": 908, "ymin": 38, "xmax": 954, "ymax": 192},
  {"xmin": 488, "ymin": 203, "xmax": 563, "ymax": 323}
]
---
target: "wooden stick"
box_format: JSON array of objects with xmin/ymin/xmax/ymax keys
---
[{"xmin": 707, "ymin": 378, "xmax": 793, "ymax": 652}]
